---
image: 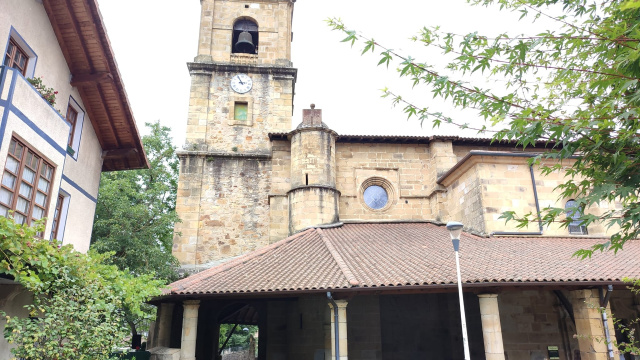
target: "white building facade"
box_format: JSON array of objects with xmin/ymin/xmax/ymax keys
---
[{"xmin": 0, "ymin": 0, "xmax": 148, "ymax": 357}]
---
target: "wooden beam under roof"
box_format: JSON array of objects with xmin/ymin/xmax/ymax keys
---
[
  {"xmin": 70, "ymin": 72, "xmax": 113, "ymax": 87},
  {"xmin": 42, "ymin": 0, "xmax": 148, "ymax": 171}
]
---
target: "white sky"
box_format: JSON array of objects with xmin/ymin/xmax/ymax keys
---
[{"xmin": 97, "ymin": 0, "xmax": 558, "ymax": 146}]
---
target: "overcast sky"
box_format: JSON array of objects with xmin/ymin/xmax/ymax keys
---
[{"xmin": 97, "ymin": 0, "xmax": 557, "ymax": 146}]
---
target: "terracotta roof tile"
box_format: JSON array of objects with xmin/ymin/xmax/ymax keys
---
[
  {"xmin": 169, "ymin": 229, "xmax": 350, "ymax": 295},
  {"xmin": 168, "ymin": 223, "xmax": 640, "ymax": 296}
]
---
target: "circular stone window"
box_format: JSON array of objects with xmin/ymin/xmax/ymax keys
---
[
  {"xmin": 363, "ymin": 185, "xmax": 388, "ymax": 210},
  {"xmin": 359, "ymin": 177, "xmax": 396, "ymax": 212}
]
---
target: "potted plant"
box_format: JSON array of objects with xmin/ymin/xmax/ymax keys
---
[{"xmin": 27, "ymin": 76, "xmax": 58, "ymax": 106}]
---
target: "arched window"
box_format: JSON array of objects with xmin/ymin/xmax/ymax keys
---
[
  {"xmin": 565, "ymin": 199, "xmax": 588, "ymax": 235},
  {"xmin": 232, "ymin": 19, "xmax": 259, "ymax": 55}
]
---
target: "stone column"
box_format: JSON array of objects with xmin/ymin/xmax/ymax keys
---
[
  {"xmin": 180, "ymin": 300, "xmax": 200, "ymax": 360},
  {"xmin": 478, "ymin": 294, "xmax": 506, "ymax": 360},
  {"xmin": 156, "ymin": 303, "xmax": 175, "ymax": 348},
  {"xmin": 328, "ymin": 299, "xmax": 349, "ymax": 360},
  {"xmin": 570, "ymin": 290, "xmax": 617, "ymax": 360}
]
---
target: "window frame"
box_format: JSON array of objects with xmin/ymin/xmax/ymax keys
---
[
  {"xmin": 49, "ymin": 190, "xmax": 70, "ymax": 243},
  {"xmin": 227, "ymin": 96, "xmax": 253, "ymax": 126},
  {"xmin": 4, "ymin": 38, "xmax": 29, "ymax": 76},
  {"xmin": 65, "ymin": 97, "xmax": 85, "ymax": 158},
  {"xmin": 565, "ymin": 199, "xmax": 588, "ymax": 235},
  {"xmin": 3, "ymin": 28, "xmax": 38, "ymax": 78},
  {"xmin": 50, "ymin": 194, "xmax": 64, "ymax": 240},
  {"xmin": 234, "ymin": 102, "xmax": 248, "ymax": 121},
  {"xmin": 66, "ymin": 104, "xmax": 79, "ymax": 148},
  {"xmin": 0, "ymin": 137, "xmax": 56, "ymax": 234}
]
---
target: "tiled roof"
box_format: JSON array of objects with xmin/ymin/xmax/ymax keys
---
[
  {"xmin": 268, "ymin": 133, "xmax": 554, "ymax": 147},
  {"xmin": 168, "ymin": 223, "xmax": 640, "ymax": 296}
]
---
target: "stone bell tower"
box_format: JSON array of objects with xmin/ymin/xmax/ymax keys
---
[{"xmin": 173, "ymin": 0, "xmax": 297, "ymax": 270}]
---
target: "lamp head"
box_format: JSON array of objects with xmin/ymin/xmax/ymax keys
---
[{"xmin": 446, "ymin": 221, "xmax": 464, "ymax": 240}]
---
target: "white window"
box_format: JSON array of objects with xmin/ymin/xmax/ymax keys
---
[
  {"xmin": 50, "ymin": 190, "xmax": 70, "ymax": 242},
  {"xmin": 566, "ymin": 199, "xmax": 588, "ymax": 235}
]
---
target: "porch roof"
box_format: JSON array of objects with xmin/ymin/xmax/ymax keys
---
[{"xmin": 167, "ymin": 222, "xmax": 640, "ymax": 297}]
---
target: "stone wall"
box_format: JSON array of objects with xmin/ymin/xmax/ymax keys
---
[
  {"xmin": 184, "ymin": 68, "xmax": 293, "ymax": 154},
  {"xmin": 379, "ymin": 293, "xmax": 486, "ymax": 360},
  {"xmin": 266, "ymin": 295, "xmax": 329, "ymax": 360},
  {"xmin": 334, "ymin": 142, "xmax": 433, "ymax": 222},
  {"xmin": 269, "ymin": 140, "xmax": 291, "ymax": 242},
  {"xmin": 440, "ymin": 154, "xmax": 613, "ymax": 236},
  {"xmin": 347, "ymin": 296, "xmax": 383, "ymax": 360},
  {"xmin": 173, "ymin": 154, "xmax": 272, "ymax": 267},
  {"xmin": 442, "ymin": 162, "xmax": 485, "ymax": 234},
  {"xmin": 499, "ymin": 290, "xmax": 579, "ymax": 360},
  {"xmin": 222, "ymin": 349, "xmax": 255, "ymax": 360}
]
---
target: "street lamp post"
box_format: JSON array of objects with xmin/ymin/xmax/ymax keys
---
[{"xmin": 447, "ymin": 221, "xmax": 471, "ymax": 360}]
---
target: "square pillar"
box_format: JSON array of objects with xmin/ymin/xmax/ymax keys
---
[
  {"xmin": 478, "ymin": 294, "xmax": 506, "ymax": 360},
  {"xmin": 570, "ymin": 289, "xmax": 617, "ymax": 360},
  {"xmin": 181, "ymin": 300, "xmax": 200, "ymax": 360},
  {"xmin": 328, "ymin": 299, "xmax": 349, "ymax": 360}
]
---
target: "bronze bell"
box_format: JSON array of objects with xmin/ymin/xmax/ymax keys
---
[{"xmin": 235, "ymin": 31, "xmax": 256, "ymax": 54}]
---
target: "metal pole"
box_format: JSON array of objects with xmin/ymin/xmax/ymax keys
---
[{"xmin": 455, "ymin": 247, "xmax": 471, "ymax": 360}]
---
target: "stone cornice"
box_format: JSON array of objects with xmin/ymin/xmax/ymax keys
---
[
  {"xmin": 436, "ymin": 150, "xmax": 577, "ymax": 187},
  {"xmin": 187, "ymin": 61, "xmax": 298, "ymax": 81},
  {"xmin": 287, "ymin": 185, "xmax": 342, "ymax": 196},
  {"xmin": 177, "ymin": 150, "xmax": 271, "ymax": 161},
  {"xmin": 289, "ymin": 126, "xmax": 339, "ymax": 138}
]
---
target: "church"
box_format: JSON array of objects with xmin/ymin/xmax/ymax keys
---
[{"xmin": 148, "ymin": 1, "xmax": 640, "ymax": 360}]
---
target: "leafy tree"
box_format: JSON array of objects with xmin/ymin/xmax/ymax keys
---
[
  {"xmin": 328, "ymin": 0, "xmax": 640, "ymax": 256},
  {"xmin": 219, "ymin": 324, "xmax": 259, "ymax": 351},
  {"xmin": 91, "ymin": 121, "xmax": 181, "ymax": 335},
  {"xmin": 0, "ymin": 216, "xmax": 162, "ymax": 360}
]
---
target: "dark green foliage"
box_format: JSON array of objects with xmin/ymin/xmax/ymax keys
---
[
  {"xmin": 92, "ymin": 121, "xmax": 180, "ymax": 282},
  {"xmin": 219, "ymin": 324, "xmax": 259, "ymax": 351},
  {"xmin": 91, "ymin": 121, "xmax": 181, "ymax": 335},
  {"xmin": 0, "ymin": 216, "xmax": 162, "ymax": 359}
]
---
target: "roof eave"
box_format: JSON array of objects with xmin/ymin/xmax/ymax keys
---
[
  {"xmin": 43, "ymin": 0, "xmax": 149, "ymax": 171},
  {"xmin": 150, "ymin": 279, "xmax": 628, "ymax": 303}
]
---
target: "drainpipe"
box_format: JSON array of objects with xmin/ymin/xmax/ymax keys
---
[
  {"xmin": 490, "ymin": 165, "xmax": 544, "ymax": 236},
  {"xmin": 599, "ymin": 285, "xmax": 615, "ymax": 360},
  {"xmin": 327, "ymin": 292, "xmax": 339, "ymax": 360},
  {"xmin": 529, "ymin": 165, "xmax": 544, "ymax": 232}
]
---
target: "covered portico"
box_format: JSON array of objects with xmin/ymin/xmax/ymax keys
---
[{"xmin": 149, "ymin": 222, "xmax": 640, "ymax": 360}]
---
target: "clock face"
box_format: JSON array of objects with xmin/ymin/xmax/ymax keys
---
[{"xmin": 230, "ymin": 73, "xmax": 253, "ymax": 94}]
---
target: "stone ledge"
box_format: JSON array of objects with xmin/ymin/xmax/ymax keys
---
[
  {"xmin": 177, "ymin": 150, "xmax": 271, "ymax": 161},
  {"xmin": 149, "ymin": 347, "xmax": 180, "ymax": 360},
  {"xmin": 287, "ymin": 185, "xmax": 342, "ymax": 196},
  {"xmin": 187, "ymin": 61, "xmax": 298, "ymax": 80}
]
